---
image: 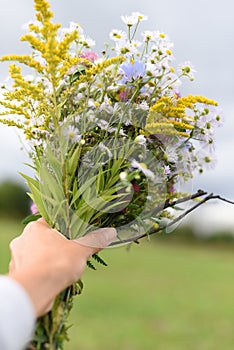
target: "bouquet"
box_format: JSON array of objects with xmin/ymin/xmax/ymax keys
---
[{"xmin": 0, "ymin": 0, "xmax": 224, "ymax": 348}]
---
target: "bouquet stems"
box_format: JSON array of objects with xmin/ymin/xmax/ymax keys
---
[{"xmin": 28, "ymin": 281, "xmax": 83, "ymax": 350}]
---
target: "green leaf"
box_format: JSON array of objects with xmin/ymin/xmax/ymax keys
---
[
  {"xmin": 86, "ymin": 260, "xmax": 96, "ymax": 270},
  {"xmin": 92, "ymin": 253, "xmax": 108, "ymax": 266},
  {"xmin": 22, "ymin": 213, "xmax": 42, "ymax": 225},
  {"xmin": 67, "ymin": 144, "xmax": 81, "ymax": 179}
]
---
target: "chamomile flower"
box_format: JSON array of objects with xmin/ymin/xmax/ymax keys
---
[
  {"xmin": 115, "ymin": 40, "xmax": 131, "ymax": 55},
  {"xmin": 80, "ymin": 35, "xmax": 95, "ymax": 48},
  {"xmin": 64, "ymin": 126, "xmax": 81, "ymax": 143},
  {"xmin": 134, "ymin": 135, "xmax": 146, "ymax": 145},
  {"xmin": 131, "ymin": 160, "xmax": 155, "ymax": 180},
  {"xmin": 121, "ymin": 14, "xmax": 138, "ymax": 26},
  {"xmin": 131, "ymin": 12, "xmax": 148, "ymax": 22},
  {"xmin": 109, "ymin": 29, "xmax": 127, "ymax": 42},
  {"xmin": 141, "ymin": 30, "xmax": 156, "ymax": 42}
]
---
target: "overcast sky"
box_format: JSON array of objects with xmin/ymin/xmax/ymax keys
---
[{"xmin": 0, "ymin": 0, "xmax": 234, "ymax": 201}]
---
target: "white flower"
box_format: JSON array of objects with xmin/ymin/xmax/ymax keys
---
[
  {"xmin": 64, "ymin": 126, "xmax": 81, "ymax": 143},
  {"xmin": 115, "ymin": 40, "xmax": 142, "ymax": 56},
  {"xmin": 115, "ymin": 41, "xmax": 131, "ymax": 55},
  {"xmin": 136, "ymin": 101, "xmax": 149, "ymax": 111},
  {"xmin": 109, "ymin": 29, "xmax": 127, "ymax": 42},
  {"xmin": 121, "ymin": 14, "xmax": 138, "ymax": 26},
  {"xmin": 119, "ymin": 171, "xmax": 128, "ymax": 181},
  {"xmin": 196, "ymin": 150, "xmax": 218, "ymax": 171},
  {"xmin": 154, "ymin": 31, "xmax": 170, "ymax": 41},
  {"xmin": 121, "ymin": 12, "xmax": 148, "ymax": 26},
  {"xmin": 131, "ymin": 40, "xmax": 142, "ymax": 48},
  {"xmin": 165, "ymin": 145, "xmax": 179, "ymax": 163},
  {"xmin": 178, "ymin": 61, "xmax": 196, "ymax": 80},
  {"xmin": 146, "ymin": 61, "xmax": 160, "ymax": 76},
  {"xmin": 131, "ymin": 160, "xmax": 155, "ymax": 180},
  {"xmin": 141, "ymin": 30, "xmax": 155, "ymax": 42},
  {"xmin": 134, "ymin": 135, "xmax": 146, "ymax": 145},
  {"xmin": 196, "ymin": 106, "xmax": 224, "ymax": 130},
  {"xmin": 80, "ymin": 35, "xmax": 95, "ymax": 48},
  {"xmin": 87, "ymin": 99, "xmax": 96, "ymax": 108},
  {"xmin": 99, "ymin": 101, "xmax": 114, "ymax": 114},
  {"xmin": 131, "ymin": 12, "xmax": 148, "ymax": 22}
]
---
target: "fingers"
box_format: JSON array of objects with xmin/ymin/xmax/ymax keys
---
[
  {"xmin": 36, "ymin": 219, "xmax": 117, "ymax": 249},
  {"xmin": 36, "ymin": 217, "xmax": 50, "ymax": 227},
  {"xmin": 75, "ymin": 227, "xmax": 117, "ymax": 249}
]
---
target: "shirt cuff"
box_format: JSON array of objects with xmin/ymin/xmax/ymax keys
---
[{"xmin": 0, "ymin": 275, "xmax": 35, "ymax": 350}]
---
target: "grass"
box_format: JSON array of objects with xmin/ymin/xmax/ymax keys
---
[
  {"xmin": 0, "ymin": 217, "xmax": 24, "ymax": 273},
  {"xmin": 1, "ymin": 219, "xmax": 234, "ymax": 349}
]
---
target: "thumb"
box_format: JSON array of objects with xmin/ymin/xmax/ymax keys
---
[{"xmin": 73, "ymin": 227, "xmax": 117, "ymax": 254}]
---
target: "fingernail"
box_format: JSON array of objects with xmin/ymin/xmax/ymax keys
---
[{"xmin": 75, "ymin": 228, "xmax": 117, "ymax": 248}]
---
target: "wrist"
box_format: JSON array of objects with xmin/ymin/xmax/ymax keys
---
[{"xmin": 8, "ymin": 266, "xmax": 57, "ymax": 317}]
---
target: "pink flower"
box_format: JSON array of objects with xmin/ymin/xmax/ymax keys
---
[
  {"xmin": 30, "ymin": 202, "xmax": 38, "ymax": 214},
  {"xmin": 80, "ymin": 51, "xmax": 98, "ymax": 63},
  {"xmin": 119, "ymin": 90, "xmax": 129, "ymax": 102}
]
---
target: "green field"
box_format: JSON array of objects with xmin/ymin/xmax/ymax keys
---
[{"xmin": 1, "ymin": 219, "xmax": 234, "ymax": 350}]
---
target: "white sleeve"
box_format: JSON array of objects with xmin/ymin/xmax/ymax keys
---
[{"xmin": 0, "ymin": 276, "xmax": 35, "ymax": 350}]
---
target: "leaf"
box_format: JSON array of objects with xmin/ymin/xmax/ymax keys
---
[
  {"xmin": 21, "ymin": 176, "xmax": 50, "ymax": 223},
  {"xmin": 86, "ymin": 260, "xmax": 96, "ymax": 270},
  {"xmin": 70, "ymin": 176, "xmax": 97, "ymax": 206},
  {"xmin": 67, "ymin": 144, "xmax": 81, "ymax": 179},
  {"xmin": 39, "ymin": 166, "xmax": 65, "ymax": 203},
  {"xmin": 22, "ymin": 213, "xmax": 42, "ymax": 225},
  {"xmin": 73, "ymin": 279, "xmax": 84, "ymax": 295},
  {"xmin": 92, "ymin": 253, "xmax": 108, "ymax": 267}
]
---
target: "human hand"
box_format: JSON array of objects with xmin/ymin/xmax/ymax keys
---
[{"xmin": 8, "ymin": 219, "xmax": 116, "ymax": 317}]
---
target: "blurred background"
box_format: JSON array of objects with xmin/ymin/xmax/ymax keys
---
[{"xmin": 1, "ymin": 0, "xmax": 234, "ymax": 349}]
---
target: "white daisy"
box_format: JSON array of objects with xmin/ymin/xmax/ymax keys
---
[
  {"xmin": 109, "ymin": 29, "xmax": 127, "ymax": 42},
  {"xmin": 131, "ymin": 160, "xmax": 155, "ymax": 180},
  {"xmin": 131, "ymin": 12, "xmax": 148, "ymax": 22},
  {"xmin": 121, "ymin": 14, "xmax": 138, "ymax": 26}
]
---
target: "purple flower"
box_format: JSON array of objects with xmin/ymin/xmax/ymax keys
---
[
  {"xmin": 119, "ymin": 59, "xmax": 146, "ymax": 84},
  {"xmin": 164, "ymin": 165, "xmax": 171, "ymax": 175},
  {"xmin": 30, "ymin": 202, "xmax": 38, "ymax": 214}
]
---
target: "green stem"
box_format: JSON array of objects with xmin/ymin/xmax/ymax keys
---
[
  {"xmin": 130, "ymin": 20, "xmax": 140, "ymax": 42},
  {"xmin": 51, "ymin": 83, "xmax": 72, "ymax": 238},
  {"xmin": 28, "ymin": 281, "xmax": 83, "ymax": 350}
]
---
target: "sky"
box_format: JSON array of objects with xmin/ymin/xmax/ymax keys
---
[{"xmin": 0, "ymin": 0, "xmax": 234, "ymax": 205}]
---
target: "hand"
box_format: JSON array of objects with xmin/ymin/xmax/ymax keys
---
[{"xmin": 8, "ymin": 219, "xmax": 116, "ymax": 317}]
